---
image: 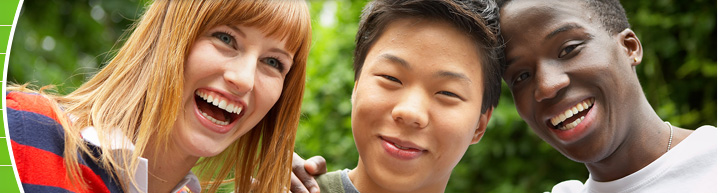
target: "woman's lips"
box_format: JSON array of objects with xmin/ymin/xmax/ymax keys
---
[
  {"xmin": 192, "ymin": 89, "xmax": 246, "ymax": 134},
  {"xmin": 193, "ymin": 103, "xmax": 242, "ymax": 134},
  {"xmin": 380, "ymin": 136, "xmax": 426, "ymax": 160}
]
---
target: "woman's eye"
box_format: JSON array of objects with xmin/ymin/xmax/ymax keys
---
[
  {"xmin": 381, "ymin": 75, "xmax": 401, "ymax": 84},
  {"xmin": 212, "ymin": 32, "xmax": 235, "ymax": 47},
  {"xmin": 262, "ymin": 57, "xmax": 285, "ymax": 72},
  {"xmin": 559, "ymin": 43, "xmax": 581, "ymax": 58},
  {"xmin": 514, "ymin": 72, "xmax": 530, "ymax": 84}
]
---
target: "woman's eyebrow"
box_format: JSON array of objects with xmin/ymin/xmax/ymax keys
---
[
  {"xmin": 270, "ymin": 48, "xmax": 293, "ymax": 60},
  {"xmin": 227, "ymin": 25, "xmax": 247, "ymax": 38}
]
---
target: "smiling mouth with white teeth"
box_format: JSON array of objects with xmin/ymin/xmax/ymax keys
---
[
  {"xmin": 195, "ymin": 90, "xmax": 243, "ymax": 126},
  {"xmin": 549, "ymin": 98, "xmax": 595, "ymax": 130}
]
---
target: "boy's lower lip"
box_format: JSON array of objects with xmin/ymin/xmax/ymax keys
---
[
  {"xmin": 380, "ymin": 138, "xmax": 424, "ymax": 160},
  {"xmin": 549, "ymin": 102, "xmax": 597, "ymax": 143},
  {"xmin": 193, "ymin": 100, "xmax": 241, "ymax": 134}
]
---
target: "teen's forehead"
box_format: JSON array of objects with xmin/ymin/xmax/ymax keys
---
[
  {"xmin": 500, "ymin": 0, "xmax": 595, "ymax": 43},
  {"xmin": 501, "ymin": 0, "xmax": 593, "ymax": 27}
]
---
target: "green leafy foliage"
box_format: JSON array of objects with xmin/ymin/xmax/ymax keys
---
[
  {"xmin": 8, "ymin": 0, "xmax": 148, "ymax": 94},
  {"xmin": 295, "ymin": 0, "xmax": 363, "ymax": 176},
  {"xmin": 623, "ymin": 0, "xmax": 717, "ymax": 128},
  {"xmin": 8, "ymin": 0, "xmax": 716, "ymax": 193}
]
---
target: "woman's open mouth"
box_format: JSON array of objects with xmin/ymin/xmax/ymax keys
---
[{"xmin": 194, "ymin": 89, "xmax": 244, "ymax": 126}]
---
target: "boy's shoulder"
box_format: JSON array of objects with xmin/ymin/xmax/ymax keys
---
[
  {"xmin": 316, "ymin": 170, "xmax": 344, "ymax": 193},
  {"xmin": 316, "ymin": 169, "xmax": 357, "ymax": 193}
]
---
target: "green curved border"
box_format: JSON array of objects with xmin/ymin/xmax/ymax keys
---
[{"xmin": 1, "ymin": 0, "xmax": 23, "ymax": 193}]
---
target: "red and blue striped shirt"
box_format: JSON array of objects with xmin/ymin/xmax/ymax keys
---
[{"xmin": 7, "ymin": 91, "xmax": 122, "ymax": 192}]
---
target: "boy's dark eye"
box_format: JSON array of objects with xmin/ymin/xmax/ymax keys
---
[
  {"xmin": 262, "ymin": 57, "xmax": 285, "ymax": 72},
  {"xmin": 438, "ymin": 91, "xmax": 461, "ymax": 99},
  {"xmin": 212, "ymin": 32, "xmax": 236, "ymax": 47},
  {"xmin": 559, "ymin": 43, "xmax": 581, "ymax": 58},
  {"xmin": 382, "ymin": 75, "xmax": 401, "ymax": 84},
  {"xmin": 514, "ymin": 72, "xmax": 530, "ymax": 84}
]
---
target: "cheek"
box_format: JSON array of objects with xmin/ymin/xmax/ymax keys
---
[
  {"xmin": 352, "ymin": 84, "xmax": 391, "ymax": 115},
  {"xmin": 512, "ymin": 94, "xmax": 534, "ymax": 119},
  {"xmin": 432, "ymin": 117, "xmax": 476, "ymax": 168},
  {"xmin": 351, "ymin": 85, "xmax": 391, "ymax": 136},
  {"xmin": 184, "ymin": 52, "xmax": 222, "ymax": 91},
  {"xmin": 433, "ymin": 107, "xmax": 480, "ymax": 144},
  {"xmin": 185, "ymin": 42, "xmax": 220, "ymax": 74},
  {"xmin": 254, "ymin": 76, "xmax": 285, "ymax": 108}
]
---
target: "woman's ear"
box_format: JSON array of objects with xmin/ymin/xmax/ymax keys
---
[
  {"xmin": 471, "ymin": 107, "xmax": 494, "ymax": 145},
  {"xmin": 618, "ymin": 28, "xmax": 643, "ymax": 67}
]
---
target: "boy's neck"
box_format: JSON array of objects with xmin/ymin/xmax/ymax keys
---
[
  {"xmin": 584, "ymin": 97, "xmax": 693, "ymax": 182},
  {"xmin": 348, "ymin": 160, "xmax": 448, "ymax": 193}
]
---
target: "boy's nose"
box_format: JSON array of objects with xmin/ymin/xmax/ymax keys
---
[
  {"xmin": 534, "ymin": 61, "xmax": 570, "ymax": 102},
  {"xmin": 391, "ymin": 90, "xmax": 429, "ymax": 129}
]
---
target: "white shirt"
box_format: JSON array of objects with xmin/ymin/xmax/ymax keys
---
[
  {"xmin": 551, "ymin": 126, "xmax": 717, "ymax": 193},
  {"xmin": 80, "ymin": 127, "xmax": 201, "ymax": 193}
]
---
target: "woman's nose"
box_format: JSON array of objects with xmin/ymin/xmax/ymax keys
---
[{"xmin": 224, "ymin": 57, "xmax": 258, "ymax": 94}]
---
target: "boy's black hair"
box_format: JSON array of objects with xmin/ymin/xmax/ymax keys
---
[
  {"xmin": 354, "ymin": 0, "xmax": 503, "ymax": 114},
  {"xmin": 496, "ymin": 0, "xmax": 630, "ymax": 34}
]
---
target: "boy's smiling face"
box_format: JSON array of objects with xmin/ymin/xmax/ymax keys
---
[
  {"xmin": 500, "ymin": 0, "xmax": 642, "ymax": 163},
  {"xmin": 350, "ymin": 17, "xmax": 491, "ymax": 192}
]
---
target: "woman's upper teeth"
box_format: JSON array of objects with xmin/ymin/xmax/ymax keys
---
[
  {"xmin": 551, "ymin": 98, "xmax": 595, "ymax": 126},
  {"xmin": 196, "ymin": 90, "xmax": 243, "ymax": 114}
]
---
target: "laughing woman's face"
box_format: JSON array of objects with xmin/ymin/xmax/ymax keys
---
[{"xmin": 173, "ymin": 24, "xmax": 293, "ymax": 157}]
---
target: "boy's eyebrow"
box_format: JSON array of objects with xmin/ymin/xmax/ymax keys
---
[
  {"xmin": 381, "ymin": 53, "xmax": 470, "ymax": 83},
  {"xmin": 505, "ymin": 56, "xmax": 518, "ymax": 67},
  {"xmin": 545, "ymin": 23, "xmax": 583, "ymax": 40},
  {"xmin": 435, "ymin": 71, "xmax": 472, "ymax": 84},
  {"xmin": 382, "ymin": 53, "xmax": 411, "ymax": 70}
]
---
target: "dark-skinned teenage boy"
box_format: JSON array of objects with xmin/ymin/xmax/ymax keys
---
[{"xmin": 497, "ymin": 0, "xmax": 716, "ymax": 192}]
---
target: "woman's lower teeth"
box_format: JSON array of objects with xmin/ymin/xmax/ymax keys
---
[{"xmin": 201, "ymin": 111, "xmax": 229, "ymax": 125}]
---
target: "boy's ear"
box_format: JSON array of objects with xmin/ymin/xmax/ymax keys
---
[
  {"xmin": 618, "ymin": 28, "xmax": 643, "ymax": 67},
  {"xmin": 471, "ymin": 107, "xmax": 494, "ymax": 145}
]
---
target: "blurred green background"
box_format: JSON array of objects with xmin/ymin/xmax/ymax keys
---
[{"xmin": 8, "ymin": 0, "xmax": 716, "ymax": 193}]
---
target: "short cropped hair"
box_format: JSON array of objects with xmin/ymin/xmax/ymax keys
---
[
  {"xmin": 354, "ymin": 0, "xmax": 503, "ymax": 113},
  {"xmin": 496, "ymin": 0, "xmax": 630, "ymax": 34},
  {"xmin": 585, "ymin": 0, "xmax": 630, "ymax": 33}
]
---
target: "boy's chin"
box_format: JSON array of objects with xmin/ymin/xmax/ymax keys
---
[{"xmin": 365, "ymin": 165, "xmax": 443, "ymax": 193}]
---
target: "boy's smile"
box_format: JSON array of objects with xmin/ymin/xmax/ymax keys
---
[
  {"xmin": 501, "ymin": 0, "xmax": 644, "ymax": 163},
  {"xmin": 379, "ymin": 136, "xmax": 427, "ymax": 160},
  {"xmin": 549, "ymin": 98, "xmax": 593, "ymax": 130},
  {"xmin": 545, "ymin": 97, "xmax": 598, "ymax": 143}
]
